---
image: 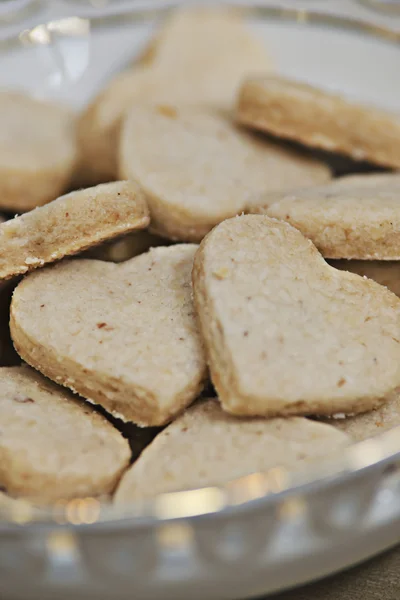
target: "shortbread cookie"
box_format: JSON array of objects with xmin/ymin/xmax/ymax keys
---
[
  {"xmin": 331, "ymin": 260, "xmax": 400, "ymax": 297},
  {"xmin": 237, "ymin": 75, "xmax": 400, "ymax": 169},
  {"xmin": 0, "ymin": 366, "xmax": 130, "ymax": 502},
  {"xmin": 0, "ymin": 91, "xmax": 77, "ymax": 212},
  {"xmin": 322, "ymin": 391, "xmax": 400, "ymax": 442},
  {"xmin": 86, "ymin": 231, "xmax": 167, "ymax": 263},
  {"xmin": 0, "ymin": 181, "xmax": 149, "ymax": 281},
  {"xmin": 114, "ymin": 399, "xmax": 349, "ymax": 502},
  {"xmin": 250, "ymin": 173, "xmax": 400, "ymax": 259},
  {"xmin": 10, "ymin": 245, "xmax": 207, "ymax": 426},
  {"xmin": 120, "ymin": 106, "xmax": 330, "ymax": 241},
  {"xmin": 78, "ymin": 7, "xmax": 272, "ymax": 185},
  {"xmin": 193, "ymin": 215, "xmax": 400, "ymax": 418}
]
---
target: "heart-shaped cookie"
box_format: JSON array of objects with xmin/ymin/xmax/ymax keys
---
[
  {"xmin": 11, "ymin": 245, "xmax": 207, "ymax": 426},
  {"xmin": 193, "ymin": 215, "xmax": 400, "ymax": 418},
  {"xmin": 250, "ymin": 173, "xmax": 400, "ymax": 259},
  {"xmin": 119, "ymin": 105, "xmax": 330, "ymax": 242},
  {"xmin": 237, "ymin": 75, "xmax": 400, "ymax": 169},
  {"xmin": 0, "ymin": 181, "xmax": 149, "ymax": 281},
  {"xmin": 0, "ymin": 91, "xmax": 77, "ymax": 212},
  {"xmin": 0, "ymin": 366, "xmax": 130, "ymax": 502},
  {"xmin": 115, "ymin": 398, "xmax": 349, "ymax": 502},
  {"xmin": 0, "ymin": 181, "xmax": 150, "ymax": 279}
]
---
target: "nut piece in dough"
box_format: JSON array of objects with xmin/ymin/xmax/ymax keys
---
[
  {"xmin": 192, "ymin": 215, "xmax": 400, "ymax": 418},
  {"xmin": 0, "ymin": 91, "xmax": 77, "ymax": 212},
  {"xmin": 0, "ymin": 366, "xmax": 130, "ymax": 503},
  {"xmin": 237, "ymin": 75, "xmax": 400, "ymax": 169},
  {"xmin": 250, "ymin": 173, "xmax": 400, "ymax": 260},
  {"xmin": 77, "ymin": 6, "xmax": 272, "ymax": 185},
  {"xmin": 114, "ymin": 399, "xmax": 349, "ymax": 502},
  {"xmin": 120, "ymin": 106, "xmax": 330, "ymax": 241},
  {"xmin": 0, "ymin": 181, "xmax": 149, "ymax": 281},
  {"xmin": 10, "ymin": 245, "xmax": 207, "ymax": 427}
]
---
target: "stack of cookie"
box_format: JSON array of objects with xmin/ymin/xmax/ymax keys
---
[{"xmin": 0, "ymin": 6, "xmax": 400, "ymax": 508}]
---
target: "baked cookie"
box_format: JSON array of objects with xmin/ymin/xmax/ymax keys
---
[
  {"xmin": 120, "ymin": 106, "xmax": 330, "ymax": 241},
  {"xmin": 86, "ymin": 231, "xmax": 167, "ymax": 263},
  {"xmin": 250, "ymin": 173, "xmax": 400, "ymax": 259},
  {"xmin": 10, "ymin": 245, "xmax": 207, "ymax": 427},
  {"xmin": 0, "ymin": 366, "xmax": 130, "ymax": 503},
  {"xmin": 192, "ymin": 215, "xmax": 400, "ymax": 418},
  {"xmin": 0, "ymin": 181, "xmax": 149, "ymax": 281},
  {"xmin": 330, "ymin": 260, "xmax": 400, "ymax": 297},
  {"xmin": 77, "ymin": 6, "xmax": 272, "ymax": 185},
  {"xmin": 322, "ymin": 391, "xmax": 400, "ymax": 442},
  {"xmin": 114, "ymin": 399, "xmax": 349, "ymax": 502},
  {"xmin": 0, "ymin": 91, "xmax": 77, "ymax": 212},
  {"xmin": 237, "ymin": 75, "xmax": 400, "ymax": 169}
]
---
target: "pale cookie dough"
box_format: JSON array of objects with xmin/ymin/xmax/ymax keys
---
[
  {"xmin": 330, "ymin": 260, "xmax": 400, "ymax": 297},
  {"xmin": 10, "ymin": 245, "xmax": 207, "ymax": 427},
  {"xmin": 114, "ymin": 399, "xmax": 349, "ymax": 502},
  {"xmin": 0, "ymin": 366, "xmax": 130, "ymax": 503},
  {"xmin": 192, "ymin": 215, "xmax": 400, "ymax": 418},
  {"xmin": 0, "ymin": 91, "xmax": 77, "ymax": 212},
  {"xmin": 250, "ymin": 173, "xmax": 400, "ymax": 259},
  {"xmin": 86, "ymin": 231, "xmax": 167, "ymax": 263},
  {"xmin": 237, "ymin": 75, "xmax": 400, "ymax": 169},
  {"xmin": 120, "ymin": 106, "xmax": 330, "ymax": 241},
  {"xmin": 0, "ymin": 181, "xmax": 149, "ymax": 281},
  {"xmin": 322, "ymin": 391, "xmax": 400, "ymax": 442},
  {"xmin": 77, "ymin": 6, "xmax": 272, "ymax": 185}
]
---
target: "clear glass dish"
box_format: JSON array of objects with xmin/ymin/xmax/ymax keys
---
[{"xmin": 0, "ymin": 3, "xmax": 399, "ymax": 599}]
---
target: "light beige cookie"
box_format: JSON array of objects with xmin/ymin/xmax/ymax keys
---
[
  {"xmin": 192, "ymin": 215, "xmax": 400, "ymax": 418},
  {"xmin": 322, "ymin": 391, "xmax": 400, "ymax": 442},
  {"xmin": 77, "ymin": 6, "xmax": 272, "ymax": 185},
  {"xmin": 0, "ymin": 366, "xmax": 130, "ymax": 503},
  {"xmin": 0, "ymin": 91, "xmax": 77, "ymax": 212},
  {"xmin": 86, "ymin": 230, "xmax": 168, "ymax": 263},
  {"xmin": 0, "ymin": 181, "xmax": 149, "ymax": 281},
  {"xmin": 114, "ymin": 399, "xmax": 349, "ymax": 502},
  {"xmin": 249, "ymin": 173, "xmax": 400, "ymax": 259},
  {"xmin": 120, "ymin": 106, "xmax": 330, "ymax": 241},
  {"xmin": 237, "ymin": 75, "xmax": 400, "ymax": 169},
  {"xmin": 10, "ymin": 245, "xmax": 207, "ymax": 427},
  {"xmin": 330, "ymin": 260, "xmax": 400, "ymax": 297}
]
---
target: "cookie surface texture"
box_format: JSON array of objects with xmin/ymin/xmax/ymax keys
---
[
  {"xmin": 237, "ymin": 75, "xmax": 400, "ymax": 169},
  {"xmin": 0, "ymin": 366, "xmax": 130, "ymax": 502},
  {"xmin": 192, "ymin": 215, "xmax": 400, "ymax": 417},
  {"xmin": 10, "ymin": 245, "xmax": 207, "ymax": 426},
  {"xmin": 250, "ymin": 173, "xmax": 400, "ymax": 259},
  {"xmin": 120, "ymin": 106, "xmax": 330, "ymax": 241},
  {"xmin": 0, "ymin": 181, "xmax": 149, "ymax": 281},
  {"xmin": 0, "ymin": 92, "xmax": 77, "ymax": 211},
  {"xmin": 114, "ymin": 399, "xmax": 349, "ymax": 502}
]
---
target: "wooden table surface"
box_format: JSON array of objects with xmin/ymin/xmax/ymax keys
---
[{"xmin": 266, "ymin": 545, "xmax": 400, "ymax": 600}]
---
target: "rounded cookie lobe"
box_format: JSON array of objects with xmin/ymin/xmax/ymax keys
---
[
  {"xmin": 0, "ymin": 181, "xmax": 150, "ymax": 281},
  {"xmin": 0, "ymin": 91, "xmax": 77, "ymax": 212},
  {"xmin": 237, "ymin": 75, "xmax": 400, "ymax": 169},
  {"xmin": 114, "ymin": 399, "xmax": 349, "ymax": 502},
  {"xmin": 10, "ymin": 245, "xmax": 207, "ymax": 427},
  {"xmin": 192, "ymin": 215, "xmax": 400, "ymax": 418},
  {"xmin": 0, "ymin": 366, "xmax": 130, "ymax": 502},
  {"xmin": 120, "ymin": 105, "xmax": 330, "ymax": 241},
  {"xmin": 250, "ymin": 173, "xmax": 400, "ymax": 260},
  {"xmin": 330, "ymin": 259, "xmax": 400, "ymax": 298}
]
